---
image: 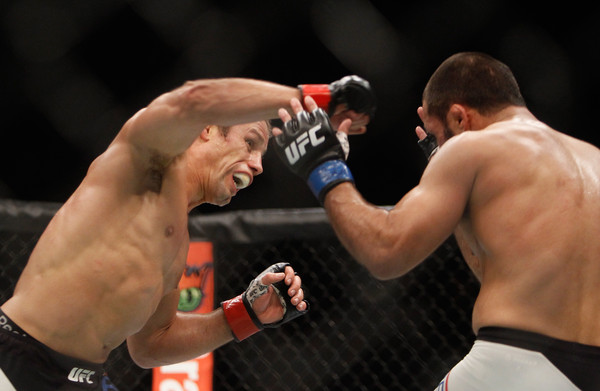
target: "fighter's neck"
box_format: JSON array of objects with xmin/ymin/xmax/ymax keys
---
[
  {"xmin": 468, "ymin": 106, "xmax": 536, "ymax": 132},
  {"xmin": 487, "ymin": 106, "xmax": 536, "ymax": 125}
]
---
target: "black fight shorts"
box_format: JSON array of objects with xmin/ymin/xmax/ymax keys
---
[{"xmin": 0, "ymin": 309, "xmax": 119, "ymax": 390}]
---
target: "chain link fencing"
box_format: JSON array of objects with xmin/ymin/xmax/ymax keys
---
[{"xmin": 0, "ymin": 200, "xmax": 479, "ymax": 390}]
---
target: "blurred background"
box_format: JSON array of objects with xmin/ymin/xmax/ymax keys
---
[{"xmin": 1, "ymin": 0, "xmax": 598, "ymax": 213}]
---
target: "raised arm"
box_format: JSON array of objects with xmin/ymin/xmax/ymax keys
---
[
  {"xmin": 118, "ymin": 78, "xmax": 300, "ymax": 160},
  {"xmin": 116, "ymin": 75, "xmax": 376, "ymax": 162},
  {"xmin": 322, "ymin": 159, "xmax": 469, "ymax": 279},
  {"xmin": 273, "ymin": 98, "xmax": 476, "ymax": 279}
]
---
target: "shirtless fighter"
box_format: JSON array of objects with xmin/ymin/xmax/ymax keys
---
[
  {"xmin": 273, "ymin": 52, "xmax": 600, "ymax": 390},
  {"xmin": 0, "ymin": 75, "xmax": 374, "ymax": 390}
]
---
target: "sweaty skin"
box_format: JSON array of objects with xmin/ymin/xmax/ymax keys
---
[
  {"xmin": 284, "ymin": 97, "xmax": 600, "ymax": 347},
  {"xmin": 1, "ymin": 78, "xmax": 308, "ymax": 367},
  {"xmin": 443, "ymin": 117, "xmax": 600, "ymax": 343}
]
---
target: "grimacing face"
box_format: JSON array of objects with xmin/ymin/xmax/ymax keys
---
[{"xmin": 204, "ymin": 121, "xmax": 270, "ymax": 206}]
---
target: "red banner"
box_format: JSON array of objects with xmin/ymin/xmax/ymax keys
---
[{"xmin": 152, "ymin": 242, "xmax": 214, "ymax": 391}]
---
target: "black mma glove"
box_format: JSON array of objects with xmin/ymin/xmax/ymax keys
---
[
  {"xmin": 299, "ymin": 75, "xmax": 377, "ymax": 117},
  {"xmin": 220, "ymin": 262, "xmax": 309, "ymax": 342},
  {"xmin": 274, "ymin": 107, "xmax": 353, "ymax": 204},
  {"xmin": 418, "ymin": 132, "xmax": 439, "ymax": 161}
]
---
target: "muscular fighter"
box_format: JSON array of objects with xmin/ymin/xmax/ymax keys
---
[
  {"xmin": 0, "ymin": 76, "xmax": 374, "ymax": 390},
  {"xmin": 273, "ymin": 52, "xmax": 600, "ymax": 390}
]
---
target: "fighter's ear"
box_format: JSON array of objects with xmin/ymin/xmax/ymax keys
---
[
  {"xmin": 199, "ymin": 126, "xmax": 213, "ymax": 141},
  {"xmin": 447, "ymin": 104, "xmax": 470, "ymax": 131}
]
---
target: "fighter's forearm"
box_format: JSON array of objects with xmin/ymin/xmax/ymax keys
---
[
  {"xmin": 323, "ymin": 183, "xmax": 423, "ymax": 280},
  {"xmin": 121, "ymin": 78, "xmax": 300, "ymax": 162},
  {"xmin": 174, "ymin": 78, "xmax": 300, "ymax": 127},
  {"xmin": 128, "ymin": 309, "xmax": 233, "ymax": 369}
]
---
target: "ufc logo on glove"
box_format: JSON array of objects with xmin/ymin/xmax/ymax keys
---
[
  {"xmin": 284, "ymin": 124, "xmax": 325, "ymax": 165},
  {"xmin": 274, "ymin": 108, "xmax": 354, "ymax": 204}
]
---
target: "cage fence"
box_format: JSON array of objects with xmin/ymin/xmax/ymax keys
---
[{"xmin": 0, "ymin": 200, "xmax": 479, "ymax": 390}]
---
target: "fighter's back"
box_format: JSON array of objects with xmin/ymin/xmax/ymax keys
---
[{"xmin": 456, "ymin": 118, "xmax": 600, "ymax": 346}]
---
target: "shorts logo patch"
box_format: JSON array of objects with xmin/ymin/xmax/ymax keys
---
[
  {"xmin": 68, "ymin": 367, "xmax": 96, "ymax": 384},
  {"xmin": 0, "ymin": 315, "xmax": 27, "ymax": 337}
]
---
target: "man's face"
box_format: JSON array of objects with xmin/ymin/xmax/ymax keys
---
[
  {"xmin": 202, "ymin": 121, "xmax": 270, "ymax": 206},
  {"xmin": 417, "ymin": 103, "xmax": 455, "ymax": 147}
]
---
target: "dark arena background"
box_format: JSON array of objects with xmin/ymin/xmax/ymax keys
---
[{"xmin": 1, "ymin": 1, "xmax": 598, "ymax": 390}]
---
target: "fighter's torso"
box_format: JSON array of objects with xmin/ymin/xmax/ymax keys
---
[
  {"xmin": 453, "ymin": 119, "xmax": 600, "ymax": 346},
  {"xmin": 2, "ymin": 141, "xmax": 191, "ymax": 363}
]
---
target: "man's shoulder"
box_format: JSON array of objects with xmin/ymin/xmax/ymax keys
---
[
  {"xmin": 455, "ymin": 121, "xmax": 553, "ymax": 156},
  {"xmin": 435, "ymin": 130, "xmax": 503, "ymax": 161},
  {"xmin": 431, "ymin": 126, "xmax": 544, "ymax": 181}
]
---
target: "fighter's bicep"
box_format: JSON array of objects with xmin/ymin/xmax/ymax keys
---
[
  {"xmin": 420, "ymin": 160, "xmax": 473, "ymax": 220},
  {"xmin": 119, "ymin": 89, "xmax": 210, "ymax": 160},
  {"xmin": 127, "ymin": 289, "xmax": 180, "ymax": 354},
  {"xmin": 120, "ymin": 108, "xmax": 192, "ymax": 159},
  {"xmin": 385, "ymin": 182, "xmax": 465, "ymax": 263},
  {"xmin": 396, "ymin": 142, "xmax": 476, "ymax": 248}
]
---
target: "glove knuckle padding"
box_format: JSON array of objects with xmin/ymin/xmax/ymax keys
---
[
  {"xmin": 274, "ymin": 108, "xmax": 344, "ymax": 179},
  {"xmin": 244, "ymin": 262, "xmax": 288, "ymax": 307},
  {"xmin": 312, "ymin": 108, "xmax": 329, "ymax": 124},
  {"xmin": 284, "ymin": 117, "xmax": 300, "ymax": 135},
  {"xmin": 329, "ymin": 75, "xmax": 377, "ymax": 117}
]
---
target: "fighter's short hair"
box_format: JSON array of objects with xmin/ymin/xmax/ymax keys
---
[{"xmin": 423, "ymin": 52, "xmax": 526, "ymax": 122}]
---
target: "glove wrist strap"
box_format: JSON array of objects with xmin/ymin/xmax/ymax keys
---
[
  {"xmin": 221, "ymin": 294, "xmax": 263, "ymax": 342},
  {"xmin": 307, "ymin": 160, "xmax": 354, "ymax": 204},
  {"xmin": 299, "ymin": 84, "xmax": 331, "ymax": 110}
]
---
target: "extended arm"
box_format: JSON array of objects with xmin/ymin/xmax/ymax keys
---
[
  {"xmin": 118, "ymin": 78, "xmax": 300, "ymax": 161},
  {"xmin": 323, "ymin": 179, "xmax": 462, "ymax": 279},
  {"xmin": 119, "ymin": 75, "xmax": 376, "ymax": 163},
  {"xmin": 127, "ymin": 289, "xmax": 231, "ymax": 368},
  {"xmin": 127, "ymin": 263, "xmax": 308, "ymax": 368},
  {"xmin": 274, "ymin": 99, "xmax": 475, "ymax": 279}
]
